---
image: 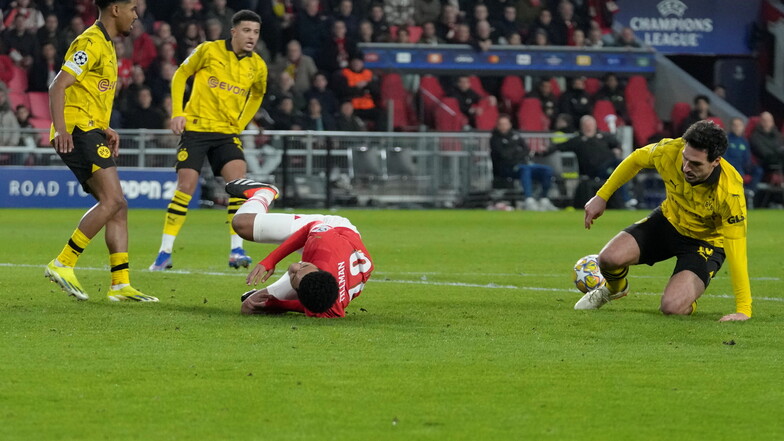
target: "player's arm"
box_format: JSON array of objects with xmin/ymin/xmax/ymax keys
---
[
  {"xmin": 720, "ymin": 237, "xmax": 752, "ymax": 321},
  {"xmin": 237, "ymin": 67, "xmax": 268, "ymax": 131},
  {"xmin": 49, "ymin": 70, "xmax": 77, "ymax": 153},
  {"xmin": 170, "ymin": 44, "xmax": 206, "ymax": 134},
  {"xmin": 241, "ymin": 288, "xmax": 306, "ymax": 315},
  {"xmin": 585, "ymin": 145, "xmax": 653, "ymax": 229},
  {"xmin": 246, "ymin": 221, "xmax": 321, "ymax": 286}
]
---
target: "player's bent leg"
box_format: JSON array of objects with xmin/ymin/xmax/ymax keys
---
[
  {"xmin": 660, "ymin": 271, "xmax": 704, "ymax": 315},
  {"xmin": 231, "ymin": 213, "xmax": 256, "ymax": 241},
  {"xmin": 575, "ymin": 232, "xmax": 639, "ymax": 310},
  {"xmin": 597, "ymin": 231, "xmax": 641, "ymax": 269}
]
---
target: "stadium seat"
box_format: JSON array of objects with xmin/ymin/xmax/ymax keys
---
[
  {"xmin": 584, "ymin": 77, "xmax": 601, "ymax": 96},
  {"xmin": 29, "ymin": 117, "xmax": 53, "ymax": 147},
  {"xmin": 549, "ymin": 77, "xmax": 562, "ymax": 98},
  {"xmin": 499, "ymin": 75, "xmax": 525, "ymax": 113},
  {"xmin": 434, "ymin": 97, "xmax": 467, "ymax": 132},
  {"xmin": 745, "ymin": 116, "xmax": 760, "ymax": 138},
  {"xmin": 28, "ymin": 92, "xmax": 50, "ymax": 119},
  {"xmin": 670, "ymin": 102, "xmax": 691, "ymax": 135},
  {"xmin": 468, "ymin": 75, "xmax": 489, "ymax": 98},
  {"xmin": 8, "ymin": 91, "xmax": 30, "ymax": 110},
  {"xmin": 706, "ymin": 116, "xmax": 725, "ymax": 128},
  {"xmin": 420, "ymin": 75, "xmax": 445, "ymax": 127},
  {"xmin": 7, "ymin": 64, "xmax": 28, "ymax": 91},
  {"xmin": 629, "ymin": 104, "xmax": 662, "ymax": 148},
  {"xmin": 474, "ymin": 97, "xmax": 499, "ymax": 131},
  {"xmin": 624, "ymin": 75, "xmax": 654, "ymax": 115},
  {"xmin": 380, "ymin": 73, "xmax": 417, "ymax": 130},
  {"xmin": 516, "ymin": 97, "xmax": 549, "ymax": 132},
  {"xmin": 593, "ymin": 100, "xmax": 622, "ymax": 132},
  {"xmin": 388, "ymin": 25, "xmax": 423, "ymax": 43}
]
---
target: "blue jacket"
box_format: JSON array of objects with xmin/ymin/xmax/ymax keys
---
[{"xmin": 725, "ymin": 132, "xmax": 752, "ymax": 175}]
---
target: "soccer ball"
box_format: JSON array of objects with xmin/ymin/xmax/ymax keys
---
[{"xmin": 573, "ymin": 254, "xmax": 606, "ymax": 294}]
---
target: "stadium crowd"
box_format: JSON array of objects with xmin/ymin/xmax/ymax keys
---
[{"xmin": 0, "ymin": 0, "xmax": 782, "ymax": 207}]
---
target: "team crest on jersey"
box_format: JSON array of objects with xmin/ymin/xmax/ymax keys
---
[
  {"xmin": 311, "ymin": 225, "xmax": 332, "ymax": 233},
  {"xmin": 233, "ymin": 137, "xmax": 243, "ymax": 150},
  {"xmin": 96, "ymin": 143, "xmax": 111, "ymax": 158},
  {"xmin": 697, "ymin": 246, "xmax": 714, "ymax": 261},
  {"xmin": 177, "ymin": 149, "xmax": 188, "ymax": 161},
  {"xmin": 73, "ymin": 50, "xmax": 88, "ymax": 66}
]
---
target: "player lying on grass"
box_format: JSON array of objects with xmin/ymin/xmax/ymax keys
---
[
  {"xmin": 576, "ymin": 120, "xmax": 751, "ymax": 321},
  {"xmin": 225, "ymin": 179, "xmax": 373, "ymax": 318}
]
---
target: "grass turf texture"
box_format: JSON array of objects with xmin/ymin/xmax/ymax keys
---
[{"xmin": 1, "ymin": 207, "xmax": 783, "ymax": 440}]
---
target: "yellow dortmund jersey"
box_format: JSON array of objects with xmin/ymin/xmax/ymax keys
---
[
  {"xmin": 172, "ymin": 39, "xmax": 268, "ymax": 134},
  {"xmin": 55, "ymin": 21, "xmax": 117, "ymax": 134},
  {"xmin": 596, "ymin": 138, "xmax": 752, "ymax": 316}
]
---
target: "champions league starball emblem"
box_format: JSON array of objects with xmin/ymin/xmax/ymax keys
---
[
  {"xmin": 73, "ymin": 50, "xmax": 88, "ymax": 66},
  {"xmin": 657, "ymin": 0, "xmax": 687, "ymax": 17}
]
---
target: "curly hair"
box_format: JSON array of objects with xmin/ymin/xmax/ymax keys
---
[
  {"xmin": 297, "ymin": 270, "xmax": 339, "ymax": 314},
  {"xmin": 682, "ymin": 120, "xmax": 728, "ymax": 162}
]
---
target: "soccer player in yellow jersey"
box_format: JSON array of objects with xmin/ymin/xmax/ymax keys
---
[
  {"xmin": 575, "ymin": 121, "xmax": 751, "ymax": 322},
  {"xmin": 150, "ymin": 10, "xmax": 270, "ymax": 271},
  {"xmin": 45, "ymin": 0, "xmax": 157, "ymax": 302}
]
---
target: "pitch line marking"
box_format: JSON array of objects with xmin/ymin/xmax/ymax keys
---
[{"xmin": 6, "ymin": 262, "xmax": 783, "ymax": 302}]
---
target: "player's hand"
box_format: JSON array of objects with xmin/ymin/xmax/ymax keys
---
[
  {"xmin": 106, "ymin": 128, "xmax": 120, "ymax": 157},
  {"xmin": 719, "ymin": 312, "xmax": 750, "ymax": 322},
  {"xmin": 247, "ymin": 262, "xmax": 274, "ymax": 286},
  {"xmin": 171, "ymin": 116, "xmax": 186, "ymax": 135},
  {"xmin": 51, "ymin": 130, "xmax": 74, "ymax": 154},
  {"xmin": 584, "ymin": 195, "xmax": 608, "ymax": 230}
]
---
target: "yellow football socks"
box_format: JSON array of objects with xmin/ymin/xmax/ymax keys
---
[
  {"xmin": 603, "ymin": 266, "xmax": 629, "ymax": 294},
  {"xmin": 56, "ymin": 228, "xmax": 91, "ymax": 267},
  {"xmin": 227, "ymin": 197, "xmax": 244, "ymax": 236},
  {"xmin": 162, "ymin": 190, "xmax": 192, "ymax": 236},
  {"xmin": 110, "ymin": 252, "xmax": 130, "ymax": 286}
]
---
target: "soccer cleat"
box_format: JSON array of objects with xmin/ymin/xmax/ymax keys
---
[
  {"xmin": 149, "ymin": 251, "xmax": 173, "ymax": 271},
  {"xmin": 45, "ymin": 260, "xmax": 89, "ymax": 300},
  {"xmin": 229, "ymin": 247, "xmax": 253, "ymax": 269},
  {"xmin": 225, "ymin": 178, "xmax": 279, "ymax": 200},
  {"xmin": 241, "ymin": 289, "xmax": 256, "ymax": 302},
  {"xmin": 107, "ymin": 285, "xmax": 159, "ymax": 302},
  {"xmin": 524, "ymin": 197, "xmax": 540, "ymax": 211},
  {"xmin": 574, "ymin": 282, "xmax": 630, "ymax": 310},
  {"xmin": 538, "ymin": 197, "xmax": 559, "ymax": 211}
]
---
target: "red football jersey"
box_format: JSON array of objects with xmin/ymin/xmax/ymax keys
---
[{"xmin": 260, "ymin": 221, "xmax": 373, "ymax": 317}]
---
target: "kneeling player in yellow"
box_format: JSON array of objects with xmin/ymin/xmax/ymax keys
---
[
  {"xmin": 150, "ymin": 10, "xmax": 268, "ymax": 271},
  {"xmin": 45, "ymin": 0, "xmax": 157, "ymax": 302},
  {"xmin": 576, "ymin": 120, "xmax": 751, "ymax": 321}
]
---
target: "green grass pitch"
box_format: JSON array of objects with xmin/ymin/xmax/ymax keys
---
[{"xmin": 1, "ymin": 207, "xmax": 783, "ymax": 440}]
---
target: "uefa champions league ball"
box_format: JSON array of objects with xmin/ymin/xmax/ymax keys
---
[{"xmin": 573, "ymin": 254, "xmax": 606, "ymax": 294}]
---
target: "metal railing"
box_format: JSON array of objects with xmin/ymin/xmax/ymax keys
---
[{"xmin": 0, "ymin": 128, "xmax": 583, "ymax": 208}]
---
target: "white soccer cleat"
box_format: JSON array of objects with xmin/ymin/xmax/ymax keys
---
[
  {"xmin": 574, "ymin": 282, "xmax": 629, "ymax": 310},
  {"xmin": 538, "ymin": 197, "xmax": 559, "ymax": 211},
  {"xmin": 524, "ymin": 197, "xmax": 540, "ymax": 211}
]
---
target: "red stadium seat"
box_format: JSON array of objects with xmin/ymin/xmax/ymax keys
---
[
  {"xmin": 474, "ymin": 97, "xmax": 499, "ymax": 131},
  {"xmin": 499, "ymin": 75, "xmax": 525, "ymax": 113},
  {"xmin": 745, "ymin": 116, "xmax": 760, "ymax": 138},
  {"xmin": 670, "ymin": 102, "xmax": 691, "ymax": 135},
  {"xmin": 629, "ymin": 104, "xmax": 662, "ymax": 148},
  {"xmin": 8, "ymin": 91, "xmax": 30, "ymax": 110},
  {"xmin": 380, "ymin": 73, "xmax": 417, "ymax": 130},
  {"xmin": 593, "ymin": 99, "xmax": 622, "ymax": 132},
  {"xmin": 434, "ymin": 97, "xmax": 467, "ymax": 132},
  {"xmin": 388, "ymin": 25, "xmax": 422, "ymax": 43},
  {"xmin": 420, "ymin": 75, "xmax": 445, "ymax": 127},
  {"xmin": 29, "ymin": 117, "xmax": 53, "ymax": 147},
  {"xmin": 584, "ymin": 77, "xmax": 601, "ymax": 96},
  {"xmin": 468, "ymin": 75, "xmax": 489, "ymax": 98},
  {"xmin": 7, "ymin": 64, "xmax": 28, "ymax": 91},
  {"xmin": 516, "ymin": 97, "xmax": 549, "ymax": 132},
  {"xmin": 706, "ymin": 116, "xmax": 725, "ymax": 128},
  {"xmin": 625, "ymin": 75, "xmax": 654, "ymax": 115},
  {"xmin": 27, "ymin": 91, "xmax": 50, "ymax": 119},
  {"xmin": 549, "ymin": 77, "xmax": 562, "ymax": 98}
]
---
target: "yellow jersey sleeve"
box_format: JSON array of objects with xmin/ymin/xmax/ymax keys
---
[
  {"xmin": 596, "ymin": 143, "xmax": 657, "ymax": 201},
  {"xmin": 171, "ymin": 43, "xmax": 210, "ymax": 118},
  {"xmin": 61, "ymin": 36, "xmax": 101, "ymax": 82}
]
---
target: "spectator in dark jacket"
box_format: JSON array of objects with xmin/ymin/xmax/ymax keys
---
[
  {"xmin": 680, "ymin": 94, "xmax": 714, "ymax": 133},
  {"xmin": 558, "ymin": 77, "xmax": 593, "ymax": 123},
  {"xmin": 725, "ymin": 117, "xmax": 763, "ymax": 196},
  {"xmin": 749, "ymin": 111, "xmax": 784, "ymax": 175},
  {"xmin": 593, "ymin": 73, "xmax": 629, "ymax": 122},
  {"xmin": 490, "ymin": 114, "xmax": 557, "ymax": 210}
]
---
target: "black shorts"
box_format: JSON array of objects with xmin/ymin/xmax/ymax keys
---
[
  {"xmin": 57, "ymin": 127, "xmax": 116, "ymax": 193},
  {"xmin": 624, "ymin": 207, "xmax": 725, "ymax": 288},
  {"xmin": 175, "ymin": 131, "xmax": 245, "ymax": 177}
]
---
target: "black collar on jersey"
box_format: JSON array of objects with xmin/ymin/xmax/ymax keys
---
[
  {"xmin": 225, "ymin": 38, "xmax": 252, "ymax": 60},
  {"xmin": 694, "ymin": 164, "xmax": 722, "ymax": 186},
  {"xmin": 95, "ymin": 21, "xmax": 111, "ymax": 41}
]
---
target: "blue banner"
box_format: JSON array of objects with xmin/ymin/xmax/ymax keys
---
[
  {"xmin": 360, "ymin": 43, "xmax": 656, "ymax": 75},
  {"xmin": 615, "ymin": 0, "xmax": 762, "ymax": 55},
  {"xmin": 0, "ymin": 167, "xmax": 195, "ymax": 209}
]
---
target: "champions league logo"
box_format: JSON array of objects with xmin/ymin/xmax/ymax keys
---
[{"xmin": 657, "ymin": 0, "xmax": 687, "ymax": 17}]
